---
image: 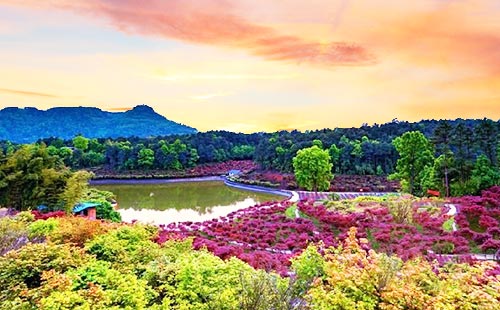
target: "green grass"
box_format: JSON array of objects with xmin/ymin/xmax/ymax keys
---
[
  {"xmin": 285, "ymin": 204, "xmax": 297, "ymax": 219},
  {"xmin": 442, "ymin": 218, "xmax": 455, "ymax": 232},
  {"xmin": 365, "ymin": 229, "xmax": 380, "ymax": 251}
]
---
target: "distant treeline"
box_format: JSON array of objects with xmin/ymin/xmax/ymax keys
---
[
  {"xmin": 0, "ymin": 105, "xmax": 196, "ymax": 143},
  {"xmin": 0, "ymin": 118, "xmax": 498, "ymax": 179}
]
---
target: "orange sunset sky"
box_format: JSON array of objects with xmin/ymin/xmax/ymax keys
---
[{"xmin": 0, "ymin": 0, "xmax": 499, "ymax": 132}]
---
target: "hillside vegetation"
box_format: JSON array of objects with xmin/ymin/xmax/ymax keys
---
[{"xmin": 0, "ymin": 105, "xmax": 196, "ymax": 143}]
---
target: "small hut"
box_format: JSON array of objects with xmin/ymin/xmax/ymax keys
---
[{"xmin": 73, "ymin": 202, "xmax": 100, "ymax": 220}]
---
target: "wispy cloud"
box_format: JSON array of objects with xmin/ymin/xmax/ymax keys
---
[
  {"xmin": 106, "ymin": 107, "xmax": 133, "ymax": 111},
  {"xmin": 0, "ymin": 0, "xmax": 375, "ymax": 67},
  {"xmin": 0, "ymin": 87, "xmax": 58, "ymax": 98},
  {"xmin": 360, "ymin": 0, "xmax": 500, "ymax": 74},
  {"xmin": 159, "ymin": 73, "xmax": 297, "ymax": 81}
]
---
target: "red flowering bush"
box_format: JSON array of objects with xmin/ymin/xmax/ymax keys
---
[{"xmin": 452, "ymin": 186, "xmax": 500, "ymax": 254}]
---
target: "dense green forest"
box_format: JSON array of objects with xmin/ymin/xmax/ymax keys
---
[
  {"xmin": 1, "ymin": 118, "xmax": 499, "ymax": 196},
  {"xmin": 0, "ymin": 105, "xmax": 196, "ymax": 143}
]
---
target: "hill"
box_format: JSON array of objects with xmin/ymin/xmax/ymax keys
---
[{"xmin": 0, "ymin": 105, "xmax": 197, "ymax": 143}]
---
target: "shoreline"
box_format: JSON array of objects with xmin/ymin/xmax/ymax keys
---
[{"xmin": 90, "ymin": 176, "xmax": 224, "ymax": 185}]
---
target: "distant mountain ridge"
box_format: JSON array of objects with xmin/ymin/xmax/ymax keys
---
[{"xmin": 0, "ymin": 105, "xmax": 197, "ymax": 143}]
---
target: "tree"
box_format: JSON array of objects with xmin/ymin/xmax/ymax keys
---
[
  {"xmin": 451, "ymin": 122, "xmax": 474, "ymax": 185},
  {"xmin": 432, "ymin": 121, "xmax": 453, "ymax": 196},
  {"xmin": 328, "ymin": 144, "xmax": 341, "ymax": 173},
  {"xmin": 293, "ymin": 145, "xmax": 333, "ymax": 192},
  {"xmin": 475, "ymin": 119, "xmax": 498, "ymax": 166},
  {"xmin": 470, "ymin": 155, "xmax": 500, "ymax": 194},
  {"xmin": 0, "ymin": 144, "xmax": 71, "ymax": 210},
  {"xmin": 59, "ymin": 170, "xmax": 93, "ymax": 214},
  {"xmin": 72, "ymin": 135, "xmax": 89, "ymax": 152},
  {"xmin": 390, "ymin": 131, "xmax": 435, "ymax": 196},
  {"xmin": 137, "ymin": 148, "xmax": 155, "ymax": 169}
]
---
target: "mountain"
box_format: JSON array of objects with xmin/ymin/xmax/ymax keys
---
[{"xmin": 0, "ymin": 105, "xmax": 197, "ymax": 143}]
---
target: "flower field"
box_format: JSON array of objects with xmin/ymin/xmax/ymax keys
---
[{"xmin": 157, "ymin": 187, "xmax": 500, "ymax": 274}]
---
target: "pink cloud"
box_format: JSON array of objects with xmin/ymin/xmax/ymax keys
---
[{"xmin": 0, "ymin": 0, "xmax": 375, "ymax": 67}]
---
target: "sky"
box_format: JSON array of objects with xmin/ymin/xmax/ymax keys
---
[{"xmin": 0, "ymin": 0, "xmax": 499, "ymax": 133}]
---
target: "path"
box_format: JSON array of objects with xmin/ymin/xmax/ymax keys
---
[
  {"xmin": 223, "ymin": 178, "xmax": 292, "ymax": 199},
  {"xmin": 295, "ymin": 191, "xmax": 396, "ymax": 201}
]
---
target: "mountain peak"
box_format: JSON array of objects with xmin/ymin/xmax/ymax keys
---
[{"xmin": 128, "ymin": 105, "xmax": 155, "ymax": 114}]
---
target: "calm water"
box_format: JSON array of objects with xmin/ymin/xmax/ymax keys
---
[{"xmin": 92, "ymin": 180, "xmax": 282, "ymax": 225}]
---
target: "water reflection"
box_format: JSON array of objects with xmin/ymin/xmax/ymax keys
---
[
  {"xmin": 93, "ymin": 181, "xmax": 280, "ymax": 225},
  {"xmin": 119, "ymin": 197, "xmax": 260, "ymax": 225}
]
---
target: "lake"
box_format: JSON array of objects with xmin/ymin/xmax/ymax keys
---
[{"xmin": 92, "ymin": 179, "xmax": 283, "ymax": 225}]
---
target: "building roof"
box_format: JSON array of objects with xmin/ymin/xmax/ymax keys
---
[{"xmin": 73, "ymin": 202, "xmax": 100, "ymax": 213}]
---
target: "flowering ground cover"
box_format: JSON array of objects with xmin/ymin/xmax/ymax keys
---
[
  {"xmin": 452, "ymin": 186, "xmax": 500, "ymax": 254},
  {"xmin": 237, "ymin": 172, "xmax": 400, "ymax": 192},
  {"xmin": 157, "ymin": 188, "xmax": 500, "ymax": 274},
  {"xmin": 92, "ymin": 160, "xmax": 258, "ymax": 179}
]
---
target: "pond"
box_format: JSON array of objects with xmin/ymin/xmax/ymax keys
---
[{"xmin": 92, "ymin": 179, "xmax": 284, "ymax": 225}]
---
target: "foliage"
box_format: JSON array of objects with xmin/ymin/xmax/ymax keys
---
[
  {"xmin": 138, "ymin": 147, "xmax": 155, "ymax": 169},
  {"xmin": 390, "ymin": 131, "xmax": 435, "ymax": 196},
  {"xmin": 0, "ymin": 242, "xmax": 88, "ymax": 307},
  {"xmin": 2, "ymin": 118, "xmax": 499, "ymax": 197},
  {"xmin": 85, "ymin": 225, "xmax": 160, "ymax": 274},
  {"xmin": 59, "ymin": 170, "xmax": 93, "ymax": 214},
  {"xmin": 306, "ymin": 228, "xmax": 402, "ymax": 309},
  {"xmin": 304, "ymin": 228, "xmax": 500, "ymax": 309},
  {"xmin": 35, "ymin": 216, "xmax": 114, "ymax": 247},
  {"xmin": 290, "ymin": 244, "xmax": 325, "ymax": 294},
  {"xmin": 0, "ymin": 216, "xmax": 33, "ymax": 256},
  {"xmin": 28, "ymin": 218, "xmax": 59, "ymax": 239},
  {"xmin": 470, "ymin": 155, "xmax": 500, "ymax": 195},
  {"xmin": 72, "ymin": 135, "xmax": 89, "ymax": 152},
  {"xmin": 0, "ymin": 144, "xmax": 71, "ymax": 211},
  {"xmin": 293, "ymin": 145, "xmax": 333, "ymax": 191}
]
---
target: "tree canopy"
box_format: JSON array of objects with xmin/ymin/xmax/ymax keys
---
[
  {"xmin": 293, "ymin": 145, "xmax": 333, "ymax": 192},
  {"xmin": 390, "ymin": 131, "xmax": 435, "ymax": 196}
]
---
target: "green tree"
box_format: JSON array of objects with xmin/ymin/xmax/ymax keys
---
[
  {"xmin": 328, "ymin": 144, "xmax": 341, "ymax": 173},
  {"xmin": 72, "ymin": 135, "xmax": 89, "ymax": 152},
  {"xmin": 231, "ymin": 145, "xmax": 255, "ymax": 160},
  {"xmin": 470, "ymin": 155, "xmax": 500, "ymax": 194},
  {"xmin": 390, "ymin": 131, "xmax": 435, "ymax": 196},
  {"xmin": 0, "ymin": 144, "xmax": 70, "ymax": 210},
  {"xmin": 312, "ymin": 139, "xmax": 323, "ymax": 148},
  {"xmin": 59, "ymin": 170, "xmax": 93, "ymax": 214},
  {"xmin": 432, "ymin": 121, "xmax": 453, "ymax": 196},
  {"xmin": 137, "ymin": 148, "xmax": 155, "ymax": 169},
  {"xmin": 293, "ymin": 145, "xmax": 333, "ymax": 192},
  {"xmin": 475, "ymin": 119, "xmax": 498, "ymax": 166},
  {"xmin": 451, "ymin": 122, "xmax": 474, "ymax": 186}
]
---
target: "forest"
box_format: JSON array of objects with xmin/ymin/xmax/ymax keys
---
[{"xmin": 1, "ymin": 117, "xmax": 498, "ymax": 197}]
